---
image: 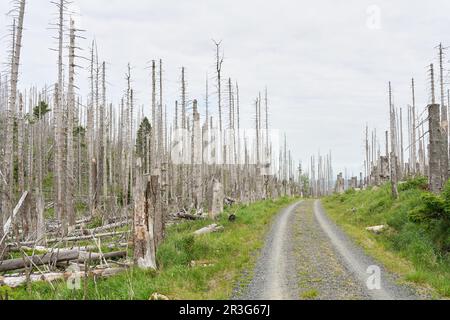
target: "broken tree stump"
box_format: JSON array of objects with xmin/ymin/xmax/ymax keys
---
[
  {"xmin": 133, "ymin": 160, "xmax": 157, "ymax": 270},
  {"xmin": 148, "ymin": 174, "xmax": 165, "ymax": 249},
  {"xmin": 209, "ymin": 179, "xmax": 224, "ymax": 220}
]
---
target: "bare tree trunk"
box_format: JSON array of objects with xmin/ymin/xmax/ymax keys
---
[
  {"xmin": 389, "ymin": 82, "xmax": 399, "ymax": 199},
  {"xmin": 2, "ymin": 0, "xmax": 26, "ymax": 258},
  {"xmin": 102, "ymin": 64, "xmax": 108, "ymax": 204},
  {"xmin": 213, "ymin": 41, "xmax": 223, "ymax": 133},
  {"xmin": 192, "ymin": 100, "xmax": 202, "ymax": 208},
  {"xmin": 133, "ymin": 160, "xmax": 156, "ymax": 270},
  {"xmin": 66, "ymin": 19, "xmax": 76, "ymax": 227},
  {"xmin": 400, "ymin": 108, "xmax": 405, "ymax": 180},
  {"xmin": 54, "ymin": 0, "xmax": 67, "ymax": 235},
  {"xmin": 17, "ymin": 94, "xmax": 29, "ymax": 236},
  {"xmin": 88, "ymin": 43, "xmax": 97, "ymax": 216},
  {"xmin": 97, "ymin": 61, "xmax": 106, "ymax": 210},
  {"xmin": 411, "ymin": 79, "xmax": 417, "ymax": 175},
  {"xmin": 209, "ymin": 179, "xmax": 224, "ymax": 220},
  {"xmin": 439, "ymin": 44, "xmax": 449, "ymax": 183},
  {"xmin": 429, "ymin": 103, "xmax": 443, "ymax": 193}
]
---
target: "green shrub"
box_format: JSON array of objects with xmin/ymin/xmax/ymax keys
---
[
  {"xmin": 428, "ymin": 219, "xmax": 450, "ymax": 254},
  {"xmin": 399, "ymin": 176, "xmax": 428, "ymax": 192},
  {"xmin": 344, "ymin": 189, "xmax": 356, "ymax": 196},
  {"xmin": 412, "ymin": 193, "xmax": 446, "ymax": 222},
  {"xmin": 387, "ymin": 206, "xmax": 409, "ymax": 230},
  {"xmin": 390, "ymin": 223, "xmax": 437, "ymax": 267},
  {"xmin": 440, "ymin": 181, "xmax": 450, "ymax": 219}
]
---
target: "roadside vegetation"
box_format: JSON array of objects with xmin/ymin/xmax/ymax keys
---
[
  {"xmin": 323, "ymin": 177, "xmax": 450, "ymax": 298},
  {"xmin": 5, "ymin": 197, "xmax": 297, "ymax": 300}
]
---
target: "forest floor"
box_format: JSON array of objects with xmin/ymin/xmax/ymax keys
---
[
  {"xmin": 237, "ymin": 200, "xmax": 424, "ymax": 300},
  {"xmin": 4, "ymin": 197, "xmax": 298, "ymax": 300}
]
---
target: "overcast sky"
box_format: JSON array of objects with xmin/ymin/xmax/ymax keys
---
[{"xmin": 1, "ymin": 0, "xmax": 448, "ymax": 177}]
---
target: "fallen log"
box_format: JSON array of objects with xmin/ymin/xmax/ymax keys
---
[
  {"xmin": 0, "ymin": 273, "xmax": 65, "ymax": 288},
  {"xmin": 14, "ymin": 231, "xmax": 130, "ymax": 247},
  {"xmin": 8, "ymin": 241, "xmax": 129, "ymax": 253},
  {"xmin": 149, "ymin": 293, "xmax": 170, "ymax": 300},
  {"xmin": 21, "ymin": 245, "xmax": 96, "ymax": 253},
  {"xmin": 0, "ymin": 250, "xmax": 81, "ymax": 273},
  {"xmin": 0, "ymin": 268, "xmax": 126, "ymax": 288},
  {"xmin": 193, "ymin": 224, "xmax": 224, "ymax": 236},
  {"xmin": 77, "ymin": 251, "xmax": 127, "ymax": 263},
  {"xmin": 366, "ymin": 225, "xmax": 386, "ymax": 234},
  {"xmin": 47, "ymin": 217, "xmax": 92, "ymax": 232},
  {"xmin": 0, "ymin": 250, "xmax": 127, "ymax": 273},
  {"xmin": 171, "ymin": 212, "xmax": 206, "ymax": 221},
  {"xmin": 86, "ymin": 220, "xmax": 130, "ymax": 235}
]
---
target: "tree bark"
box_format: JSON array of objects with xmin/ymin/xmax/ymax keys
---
[{"xmin": 133, "ymin": 160, "xmax": 157, "ymax": 270}]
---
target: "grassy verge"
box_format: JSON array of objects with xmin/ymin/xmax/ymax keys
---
[
  {"xmin": 323, "ymin": 181, "xmax": 450, "ymax": 299},
  {"xmin": 7, "ymin": 197, "xmax": 298, "ymax": 300}
]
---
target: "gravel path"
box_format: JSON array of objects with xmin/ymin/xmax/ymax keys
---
[{"xmin": 238, "ymin": 200, "xmax": 420, "ymax": 300}]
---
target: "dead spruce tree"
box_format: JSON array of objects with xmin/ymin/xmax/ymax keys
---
[
  {"xmin": 1, "ymin": 0, "xmax": 26, "ymax": 258},
  {"xmin": 53, "ymin": 0, "xmax": 68, "ymax": 234},
  {"xmin": 87, "ymin": 42, "xmax": 99, "ymax": 217},
  {"xmin": 411, "ymin": 78, "xmax": 418, "ymax": 175},
  {"xmin": 97, "ymin": 60, "xmax": 106, "ymax": 214},
  {"xmin": 66, "ymin": 18, "xmax": 77, "ymax": 228},
  {"xmin": 389, "ymin": 82, "xmax": 399, "ymax": 199},
  {"xmin": 438, "ymin": 44, "xmax": 449, "ymax": 182},
  {"xmin": 213, "ymin": 40, "xmax": 224, "ymax": 133},
  {"xmin": 429, "ymin": 63, "xmax": 444, "ymax": 193}
]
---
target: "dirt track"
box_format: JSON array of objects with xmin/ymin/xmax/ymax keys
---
[{"xmin": 239, "ymin": 200, "xmax": 419, "ymax": 300}]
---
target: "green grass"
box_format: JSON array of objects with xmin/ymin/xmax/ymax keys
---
[
  {"xmin": 323, "ymin": 180, "xmax": 450, "ymax": 299},
  {"xmin": 301, "ymin": 289, "xmax": 319, "ymax": 300},
  {"xmin": 8, "ymin": 197, "xmax": 298, "ymax": 300}
]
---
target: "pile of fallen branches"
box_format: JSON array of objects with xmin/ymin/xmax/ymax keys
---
[
  {"xmin": 0, "ymin": 242, "xmax": 130, "ymax": 288},
  {"xmin": 1, "ymin": 212, "xmax": 133, "ymax": 289}
]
